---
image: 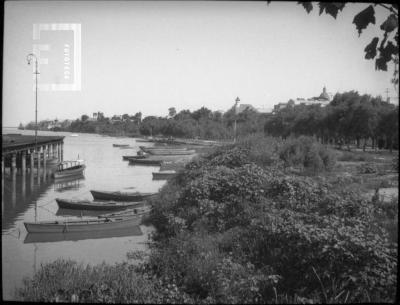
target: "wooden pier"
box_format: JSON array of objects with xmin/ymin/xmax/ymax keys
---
[{"xmin": 2, "ymin": 134, "xmax": 65, "ymax": 176}]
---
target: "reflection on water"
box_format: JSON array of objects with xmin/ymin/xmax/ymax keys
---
[
  {"xmin": 53, "ymin": 175, "xmax": 85, "ymax": 192},
  {"xmin": 2, "ymin": 170, "xmax": 54, "ymax": 232},
  {"xmin": 24, "ymin": 226, "xmax": 143, "ymax": 244},
  {"xmin": 2, "ymin": 128, "xmax": 164, "ymax": 300}
]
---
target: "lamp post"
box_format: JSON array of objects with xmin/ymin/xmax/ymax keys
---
[
  {"xmin": 26, "ymin": 53, "xmax": 40, "ymax": 154},
  {"xmin": 234, "ymin": 97, "xmax": 240, "ymax": 143}
]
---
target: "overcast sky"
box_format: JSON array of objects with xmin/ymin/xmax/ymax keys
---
[{"xmin": 2, "ymin": 1, "xmax": 398, "ymax": 126}]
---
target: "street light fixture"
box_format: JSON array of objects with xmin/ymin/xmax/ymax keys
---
[
  {"xmin": 234, "ymin": 96, "xmax": 240, "ymax": 143},
  {"xmin": 26, "ymin": 53, "xmax": 40, "ymax": 154}
]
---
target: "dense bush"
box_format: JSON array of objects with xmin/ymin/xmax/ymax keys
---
[
  {"xmin": 146, "ymin": 140, "xmax": 396, "ymax": 303},
  {"xmin": 392, "ymin": 156, "xmax": 399, "ymax": 172},
  {"xmin": 16, "ymin": 259, "xmax": 197, "ymax": 303},
  {"xmin": 278, "ymin": 136, "xmax": 336, "ymax": 173},
  {"xmin": 18, "ymin": 137, "xmax": 397, "ymax": 303}
]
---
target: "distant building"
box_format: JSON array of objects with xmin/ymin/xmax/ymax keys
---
[
  {"xmin": 273, "ymin": 86, "xmax": 333, "ymax": 113},
  {"xmin": 256, "ymin": 106, "xmax": 273, "ymax": 114},
  {"xmin": 111, "ymin": 115, "xmax": 123, "ymax": 122},
  {"xmin": 236, "ymin": 104, "xmax": 257, "ymax": 114},
  {"xmin": 47, "ymin": 119, "xmax": 62, "ymax": 129}
]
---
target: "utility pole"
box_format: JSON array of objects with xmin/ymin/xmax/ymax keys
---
[
  {"xmin": 385, "ymin": 88, "xmax": 390, "ymax": 103},
  {"xmin": 234, "ymin": 97, "xmax": 240, "ymax": 143},
  {"xmin": 27, "ymin": 53, "xmax": 40, "ymax": 154}
]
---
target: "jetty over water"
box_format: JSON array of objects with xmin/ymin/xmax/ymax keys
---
[{"xmin": 2, "ymin": 134, "xmax": 65, "ymax": 175}]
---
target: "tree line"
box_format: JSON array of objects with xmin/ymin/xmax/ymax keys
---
[
  {"xmin": 22, "ymin": 106, "xmax": 268, "ymax": 140},
  {"xmin": 264, "ymin": 91, "xmax": 399, "ymax": 151},
  {"xmin": 22, "ymin": 90, "xmax": 398, "ymax": 151}
]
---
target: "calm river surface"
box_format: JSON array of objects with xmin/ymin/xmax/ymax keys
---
[{"xmin": 2, "ymin": 128, "xmax": 166, "ymax": 300}]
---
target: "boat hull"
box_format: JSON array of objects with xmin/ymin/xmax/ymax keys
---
[
  {"xmin": 122, "ymin": 155, "xmax": 146, "ymax": 161},
  {"xmin": 128, "ymin": 158, "xmax": 162, "ymax": 165},
  {"xmin": 53, "ymin": 165, "xmax": 86, "ymax": 179},
  {"xmin": 113, "ymin": 144, "xmax": 130, "ymax": 147},
  {"xmin": 56, "ymin": 198, "xmax": 144, "ymax": 211},
  {"xmin": 147, "ymin": 150, "xmax": 195, "ymax": 155},
  {"xmin": 152, "ymin": 172, "xmax": 177, "ymax": 180},
  {"xmin": 90, "ymin": 190, "xmax": 156, "ymax": 201},
  {"xmin": 24, "ymin": 215, "xmax": 145, "ymax": 233}
]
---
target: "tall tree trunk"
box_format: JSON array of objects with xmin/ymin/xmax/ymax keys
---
[
  {"xmin": 356, "ymin": 137, "xmax": 360, "ymax": 148},
  {"xmin": 363, "ymin": 138, "xmax": 367, "ymax": 152}
]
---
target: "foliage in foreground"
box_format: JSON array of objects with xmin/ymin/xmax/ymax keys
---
[
  {"xmin": 17, "ymin": 136, "xmax": 397, "ymax": 303},
  {"xmin": 146, "ymin": 136, "xmax": 397, "ymax": 303},
  {"xmin": 16, "ymin": 259, "xmax": 197, "ymax": 303}
]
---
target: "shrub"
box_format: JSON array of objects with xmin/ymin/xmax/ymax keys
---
[
  {"xmin": 278, "ymin": 136, "xmax": 336, "ymax": 173},
  {"xmin": 392, "ymin": 156, "xmax": 399, "ymax": 172},
  {"xmin": 337, "ymin": 151, "xmax": 374, "ymax": 162},
  {"xmin": 16, "ymin": 259, "xmax": 196, "ymax": 303},
  {"xmin": 238, "ymin": 210, "xmax": 397, "ymax": 303},
  {"xmin": 358, "ymin": 163, "xmax": 378, "ymax": 174},
  {"xmin": 237, "ymin": 133, "xmax": 282, "ymax": 167}
]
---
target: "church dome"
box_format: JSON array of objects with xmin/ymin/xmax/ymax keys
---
[{"xmin": 319, "ymin": 86, "xmax": 330, "ymax": 100}]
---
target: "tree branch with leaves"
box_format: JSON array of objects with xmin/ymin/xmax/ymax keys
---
[{"xmin": 268, "ymin": 2, "xmax": 399, "ymax": 87}]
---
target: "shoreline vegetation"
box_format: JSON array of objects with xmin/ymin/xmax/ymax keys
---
[
  {"xmin": 16, "ymin": 134, "xmax": 398, "ymax": 303},
  {"xmin": 19, "ymin": 91, "xmax": 399, "ymax": 152}
]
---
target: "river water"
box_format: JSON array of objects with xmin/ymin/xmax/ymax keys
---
[{"xmin": 2, "ymin": 128, "xmax": 166, "ymax": 300}]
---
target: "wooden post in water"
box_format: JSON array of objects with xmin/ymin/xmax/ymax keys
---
[
  {"xmin": 21, "ymin": 151, "xmax": 26, "ymax": 173},
  {"xmin": 11, "ymin": 153, "xmax": 17, "ymax": 175},
  {"xmin": 30, "ymin": 151, "xmax": 34, "ymax": 173},
  {"xmin": 58, "ymin": 143, "xmax": 61, "ymax": 161},
  {"xmin": 61, "ymin": 142, "xmax": 64, "ymax": 161},
  {"xmin": 37, "ymin": 151, "xmax": 41, "ymax": 177},
  {"xmin": 43, "ymin": 149, "xmax": 47, "ymax": 182}
]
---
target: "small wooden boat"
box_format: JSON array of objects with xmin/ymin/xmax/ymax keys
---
[
  {"xmin": 147, "ymin": 149, "xmax": 196, "ymax": 155},
  {"xmin": 152, "ymin": 170, "xmax": 177, "ymax": 180},
  {"xmin": 56, "ymin": 198, "xmax": 144, "ymax": 211},
  {"xmin": 128, "ymin": 158, "xmax": 163, "ymax": 166},
  {"xmin": 90, "ymin": 190, "xmax": 157, "ymax": 201},
  {"xmin": 139, "ymin": 145, "xmax": 187, "ymax": 152},
  {"xmin": 98, "ymin": 206, "xmax": 152, "ymax": 218},
  {"xmin": 24, "ymin": 212, "xmax": 148, "ymax": 233},
  {"xmin": 113, "ymin": 144, "xmax": 130, "ymax": 147},
  {"xmin": 122, "ymin": 155, "xmax": 147, "ymax": 161},
  {"xmin": 135, "ymin": 138, "xmax": 152, "ymax": 143},
  {"xmin": 24, "ymin": 226, "xmax": 143, "ymax": 244},
  {"xmin": 70, "ymin": 133, "xmax": 79, "ymax": 137},
  {"xmin": 53, "ymin": 160, "xmax": 86, "ymax": 179}
]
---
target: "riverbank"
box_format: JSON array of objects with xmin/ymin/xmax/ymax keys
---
[{"xmin": 16, "ymin": 135, "xmax": 398, "ymax": 303}]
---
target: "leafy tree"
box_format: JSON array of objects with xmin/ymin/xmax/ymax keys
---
[
  {"xmin": 192, "ymin": 107, "xmax": 212, "ymax": 121},
  {"xmin": 133, "ymin": 112, "xmax": 142, "ymax": 125},
  {"xmin": 81, "ymin": 114, "xmax": 89, "ymax": 122},
  {"xmin": 278, "ymin": 2, "xmax": 399, "ymax": 86}
]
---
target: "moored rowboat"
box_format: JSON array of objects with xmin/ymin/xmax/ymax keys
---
[
  {"xmin": 24, "ymin": 212, "xmax": 147, "ymax": 233},
  {"xmin": 113, "ymin": 144, "xmax": 130, "ymax": 147},
  {"xmin": 90, "ymin": 190, "xmax": 157, "ymax": 201},
  {"xmin": 122, "ymin": 155, "xmax": 147, "ymax": 161},
  {"xmin": 147, "ymin": 150, "xmax": 195, "ymax": 155},
  {"xmin": 128, "ymin": 158, "xmax": 163, "ymax": 166},
  {"xmin": 152, "ymin": 170, "xmax": 177, "ymax": 180},
  {"xmin": 56, "ymin": 198, "xmax": 145, "ymax": 211},
  {"xmin": 98, "ymin": 206, "xmax": 152, "ymax": 218}
]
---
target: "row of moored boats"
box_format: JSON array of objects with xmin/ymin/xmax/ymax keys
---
[
  {"xmin": 26, "ymin": 139, "xmax": 198, "ymax": 235},
  {"xmin": 24, "ymin": 190, "xmax": 156, "ymax": 233}
]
